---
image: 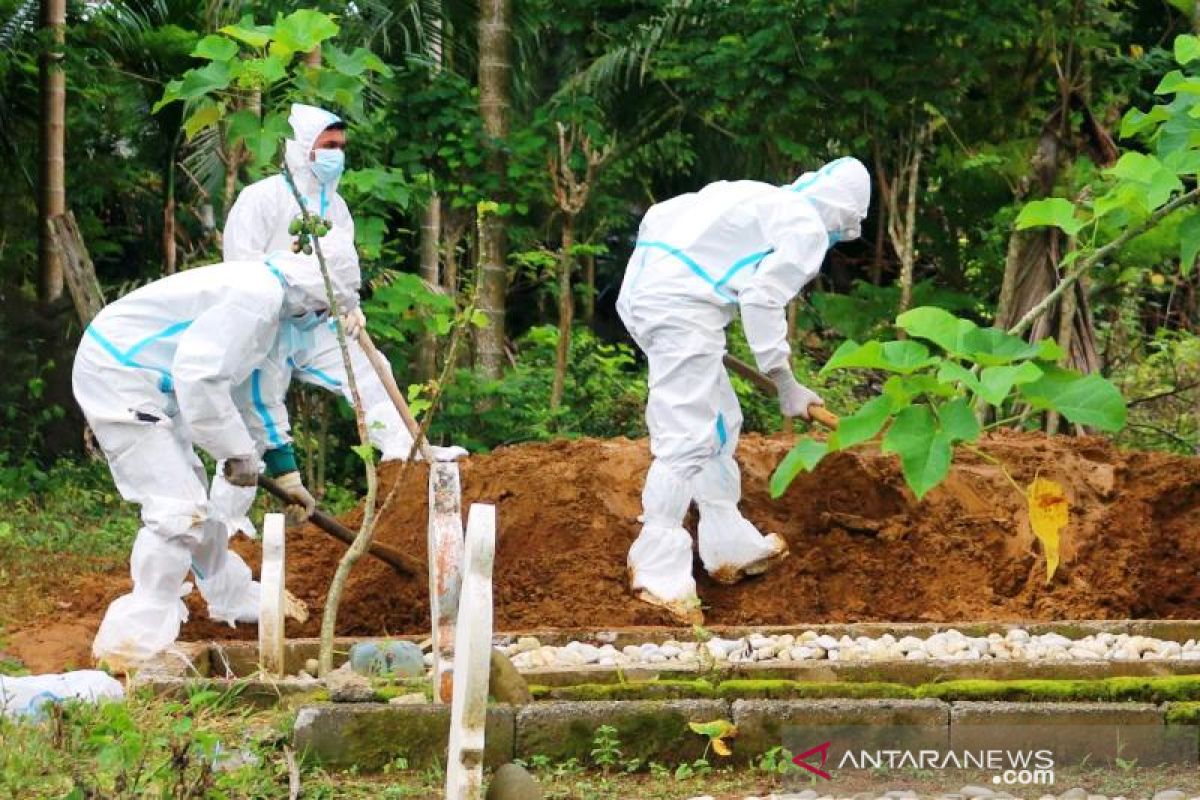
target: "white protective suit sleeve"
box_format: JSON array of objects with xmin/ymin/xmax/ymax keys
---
[
  {"xmin": 173, "ymin": 285, "xmax": 285, "ymax": 460},
  {"xmin": 291, "ymin": 326, "xmax": 414, "ymax": 459},
  {"xmin": 738, "ymin": 202, "xmax": 829, "ymax": 375}
]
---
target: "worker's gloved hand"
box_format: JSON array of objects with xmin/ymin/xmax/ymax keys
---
[
  {"xmin": 768, "ymin": 368, "xmax": 823, "ymax": 419},
  {"xmin": 341, "ymin": 307, "xmax": 366, "ymax": 340},
  {"xmin": 223, "ymin": 456, "xmax": 259, "ymax": 488},
  {"xmin": 274, "ymin": 471, "xmax": 317, "ymax": 525}
]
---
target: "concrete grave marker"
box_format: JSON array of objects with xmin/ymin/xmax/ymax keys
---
[
  {"xmin": 445, "ymin": 503, "xmax": 496, "ymax": 800},
  {"xmin": 259, "ymin": 512, "xmax": 286, "ymax": 676},
  {"xmin": 429, "ymin": 462, "xmax": 465, "ymax": 703}
]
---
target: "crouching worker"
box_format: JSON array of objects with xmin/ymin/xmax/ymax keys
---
[
  {"xmin": 73, "ymin": 242, "xmax": 361, "ymax": 669},
  {"xmin": 616, "ymin": 157, "xmax": 871, "ymax": 625}
]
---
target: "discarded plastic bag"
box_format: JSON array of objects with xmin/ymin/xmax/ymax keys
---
[{"xmin": 0, "ymin": 670, "xmax": 124, "ymax": 718}]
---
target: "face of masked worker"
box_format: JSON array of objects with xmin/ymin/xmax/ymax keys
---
[{"xmin": 310, "ymin": 126, "xmax": 347, "ymax": 186}]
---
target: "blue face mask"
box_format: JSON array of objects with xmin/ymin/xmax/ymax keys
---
[
  {"xmin": 827, "ymin": 230, "xmax": 843, "ymax": 248},
  {"xmin": 292, "ymin": 310, "xmax": 328, "ymax": 333},
  {"xmin": 311, "ymin": 149, "xmax": 345, "ymax": 185}
]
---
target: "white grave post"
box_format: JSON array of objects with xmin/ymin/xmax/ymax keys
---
[
  {"xmin": 428, "ymin": 462, "xmax": 465, "ymax": 703},
  {"xmin": 444, "ymin": 503, "xmax": 495, "ymax": 800},
  {"xmin": 258, "ymin": 512, "xmax": 286, "ymax": 676}
]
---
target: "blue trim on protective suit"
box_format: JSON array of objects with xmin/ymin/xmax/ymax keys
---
[
  {"xmin": 85, "ymin": 320, "xmax": 193, "ymax": 393},
  {"xmin": 715, "ymin": 248, "xmax": 773, "ymax": 291},
  {"xmin": 251, "ymin": 369, "xmax": 284, "ymax": 447},
  {"xmin": 633, "ymin": 240, "xmax": 735, "ymax": 302},
  {"xmin": 715, "ymin": 412, "xmax": 728, "ymax": 452},
  {"xmin": 286, "ymin": 357, "xmax": 341, "ymax": 389}
]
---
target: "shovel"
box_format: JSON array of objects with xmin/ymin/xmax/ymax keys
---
[
  {"xmin": 257, "ymin": 474, "xmax": 424, "ymax": 580},
  {"xmin": 722, "ymin": 354, "xmax": 840, "ymax": 429}
]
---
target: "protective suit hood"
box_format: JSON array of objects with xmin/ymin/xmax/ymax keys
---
[
  {"xmin": 284, "ymin": 103, "xmax": 344, "ymax": 196},
  {"xmin": 789, "ymin": 156, "xmax": 871, "ymax": 243},
  {"xmin": 269, "ymin": 227, "xmax": 360, "ymax": 316}
]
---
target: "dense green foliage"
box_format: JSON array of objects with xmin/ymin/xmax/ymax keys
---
[{"xmin": 1, "ymin": 0, "xmax": 1199, "ymax": 501}]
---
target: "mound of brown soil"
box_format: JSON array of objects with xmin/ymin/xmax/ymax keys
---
[{"xmin": 180, "ymin": 430, "xmax": 1200, "ymax": 641}]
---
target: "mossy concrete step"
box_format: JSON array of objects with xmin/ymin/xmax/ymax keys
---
[{"xmin": 291, "ymin": 697, "xmax": 1200, "ymax": 771}]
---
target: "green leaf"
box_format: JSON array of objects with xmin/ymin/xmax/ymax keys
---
[
  {"xmin": 1180, "ymin": 213, "xmax": 1200, "ymax": 276},
  {"xmin": 224, "ymin": 109, "xmax": 260, "ymax": 148},
  {"xmin": 175, "ymin": 61, "xmax": 232, "ymax": 100},
  {"xmin": 325, "ymin": 45, "xmax": 393, "ymax": 78},
  {"xmin": 962, "ymin": 327, "xmax": 1042, "ymax": 366},
  {"xmin": 219, "ymin": 17, "xmax": 273, "ymax": 48},
  {"xmin": 769, "ymin": 439, "xmax": 829, "ymax": 498},
  {"xmin": 829, "ymin": 395, "xmax": 892, "ymax": 450},
  {"xmin": 1163, "ymin": 148, "xmax": 1200, "ymax": 175},
  {"xmin": 977, "ymin": 362, "xmax": 1044, "ymax": 405},
  {"xmin": 881, "ymin": 406, "xmax": 952, "ymax": 500},
  {"xmin": 1019, "ymin": 367, "xmax": 1127, "ymax": 432},
  {"xmin": 936, "ymin": 361, "xmax": 982, "ymax": 394},
  {"xmin": 351, "ymin": 443, "xmax": 376, "ymax": 465},
  {"xmin": 1107, "ymin": 152, "xmax": 1165, "ymax": 182},
  {"xmin": 1015, "ymin": 198, "xmax": 1085, "ymax": 235},
  {"xmin": 1177, "ymin": 34, "xmax": 1200, "ymax": 65},
  {"xmin": 937, "ymin": 397, "xmax": 981, "ymax": 444},
  {"xmin": 895, "ymin": 306, "xmax": 976, "ymax": 355},
  {"xmin": 182, "ymin": 101, "xmax": 223, "ymax": 140},
  {"xmin": 271, "ymin": 9, "xmax": 340, "ymax": 57},
  {"xmin": 192, "ymin": 34, "xmax": 238, "ymax": 61},
  {"xmin": 822, "ymin": 339, "xmax": 936, "ymax": 374}
]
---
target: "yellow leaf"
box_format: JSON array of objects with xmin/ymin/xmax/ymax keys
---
[
  {"xmin": 688, "ymin": 719, "xmax": 737, "ymax": 757},
  {"xmin": 1027, "ymin": 477, "xmax": 1069, "ymax": 583}
]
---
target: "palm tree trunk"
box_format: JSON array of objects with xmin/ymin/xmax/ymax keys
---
[
  {"xmin": 476, "ymin": 0, "xmax": 512, "ymax": 380},
  {"xmin": 550, "ymin": 215, "xmax": 574, "ymax": 412},
  {"xmin": 418, "ymin": 4, "xmax": 444, "ymax": 381},
  {"xmin": 582, "ymin": 251, "xmax": 596, "ymax": 326},
  {"xmin": 39, "ymin": 0, "xmax": 66, "ymax": 305}
]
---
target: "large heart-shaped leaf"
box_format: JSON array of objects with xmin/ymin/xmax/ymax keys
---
[
  {"xmin": 1019, "ymin": 368, "xmax": 1127, "ymax": 431},
  {"xmin": 882, "ymin": 406, "xmax": 952, "ymax": 500},
  {"xmin": 769, "ymin": 438, "xmax": 829, "ymax": 499}
]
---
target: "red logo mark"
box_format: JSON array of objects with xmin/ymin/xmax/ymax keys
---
[{"xmin": 792, "ymin": 741, "xmax": 833, "ymax": 780}]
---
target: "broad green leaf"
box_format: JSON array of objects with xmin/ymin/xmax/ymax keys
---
[
  {"xmin": 962, "ymin": 327, "xmax": 1041, "ymax": 366},
  {"xmin": 182, "ymin": 101, "xmax": 223, "ymax": 140},
  {"xmin": 882, "ymin": 406, "xmax": 952, "ymax": 500},
  {"xmin": 152, "ymin": 78, "xmax": 183, "ymax": 113},
  {"xmin": 769, "ymin": 439, "xmax": 829, "ymax": 498},
  {"xmin": 1108, "ymin": 151, "xmax": 1160, "ymax": 182},
  {"xmin": 1120, "ymin": 105, "xmax": 1170, "ymax": 139},
  {"xmin": 822, "ymin": 339, "xmax": 935, "ymax": 374},
  {"xmin": 895, "ymin": 306, "xmax": 976, "ymax": 355},
  {"xmin": 192, "ymin": 34, "xmax": 238, "ymax": 62},
  {"xmin": 271, "ymin": 9, "xmax": 339, "ymax": 57},
  {"xmin": 176, "ymin": 61, "xmax": 232, "ymax": 100},
  {"xmin": 351, "ymin": 443, "xmax": 376, "ymax": 465},
  {"xmin": 219, "ymin": 17, "xmax": 273, "ymax": 48},
  {"xmin": 1181, "ymin": 213, "xmax": 1200, "ymax": 276},
  {"xmin": 937, "ymin": 360, "xmax": 982, "ymax": 394},
  {"xmin": 977, "ymin": 362, "xmax": 1044, "ymax": 405},
  {"xmin": 1019, "ymin": 368, "xmax": 1127, "ymax": 432},
  {"xmin": 937, "ymin": 397, "xmax": 981, "ymax": 444},
  {"xmin": 239, "ymin": 56, "xmax": 288, "ymax": 87},
  {"xmin": 244, "ymin": 111, "xmax": 290, "ymax": 167},
  {"xmin": 1015, "ymin": 198, "xmax": 1085, "ymax": 235},
  {"xmin": 224, "ymin": 109, "xmax": 260, "ymax": 148},
  {"xmin": 1035, "ymin": 338, "xmax": 1065, "ymax": 361},
  {"xmin": 325, "ymin": 45, "xmax": 394, "ymax": 78},
  {"xmin": 829, "ymin": 395, "xmax": 892, "ymax": 450},
  {"xmin": 1163, "ymin": 148, "xmax": 1200, "ymax": 175},
  {"xmin": 1176, "ymin": 34, "xmax": 1200, "ymax": 66}
]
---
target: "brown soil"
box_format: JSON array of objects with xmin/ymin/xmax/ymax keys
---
[{"xmin": 8, "ymin": 431, "xmax": 1200, "ymax": 670}]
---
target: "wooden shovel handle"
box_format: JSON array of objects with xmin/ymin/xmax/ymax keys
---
[
  {"xmin": 257, "ymin": 475, "xmax": 424, "ymax": 580},
  {"xmin": 808, "ymin": 405, "xmax": 840, "ymax": 430},
  {"xmin": 722, "ymin": 354, "xmax": 840, "ymax": 430},
  {"xmin": 354, "ymin": 329, "xmax": 437, "ymax": 463}
]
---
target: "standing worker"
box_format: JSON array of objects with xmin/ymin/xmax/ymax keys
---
[
  {"xmin": 616, "ymin": 157, "xmax": 871, "ymax": 624},
  {"xmin": 74, "ymin": 246, "xmax": 360, "ymax": 668},
  {"xmin": 212, "ymin": 102, "xmax": 466, "ymax": 543}
]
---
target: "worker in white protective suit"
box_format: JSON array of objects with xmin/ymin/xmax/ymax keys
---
[
  {"xmin": 616, "ymin": 156, "xmax": 872, "ymax": 624},
  {"xmin": 212, "ymin": 103, "xmax": 467, "ymax": 550},
  {"xmin": 73, "ymin": 242, "xmax": 361, "ymax": 668}
]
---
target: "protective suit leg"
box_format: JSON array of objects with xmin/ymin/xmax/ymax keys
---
[
  {"xmin": 87, "ymin": 416, "xmax": 207, "ymax": 668},
  {"xmin": 193, "ymin": 517, "xmax": 261, "ymax": 626},
  {"xmin": 627, "ymin": 330, "xmax": 729, "ymax": 624},
  {"xmin": 695, "ymin": 367, "xmax": 789, "ymax": 583}
]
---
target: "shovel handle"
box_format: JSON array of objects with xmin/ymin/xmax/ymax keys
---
[
  {"xmin": 808, "ymin": 405, "xmax": 840, "ymax": 430},
  {"xmin": 256, "ymin": 475, "xmax": 424, "ymax": 579},
  {"xmin": 355, "ymin": 329, "xmax": 437, "ymax": 463}
]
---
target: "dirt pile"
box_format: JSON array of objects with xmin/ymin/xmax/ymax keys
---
[{"xmin": 181, "ymin": 430, "xmax": 1200, "ymax": 640}]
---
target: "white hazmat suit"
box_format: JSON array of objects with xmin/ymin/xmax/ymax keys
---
[
  {"xmin": 74, "ymin": 246, "xmax": 360, "ymax": 667},
  {"xmin": 616, "ymin": 157, "xmax": 871, "ymax": 623}
]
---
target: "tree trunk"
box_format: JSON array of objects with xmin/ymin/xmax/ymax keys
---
[
  {"xmin": 582, "ymin": 251, "xmax": 596, "ymax": 326},
  {"xmin": 896, "ymin": 146, "xmax": 922, "ymax": 315},
  {"xmin": 417, "ymin": 4, "xmax": 443, "ymax": 381},
  {"xmin": 39, "ymin": 0, "xmax": 67, "ymax": 306},
  {"xmin": 550, "ymin": 215, "xmax": 574, "ymax": 413},
  {"xmin": 163, "ymin": 133, "xmax": 179, "ymax": 274},
  {"xmin": 475, "ymin": 0, "xmax": 512, "ymax": 381}
]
